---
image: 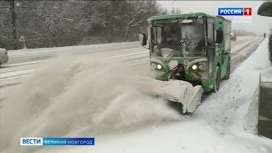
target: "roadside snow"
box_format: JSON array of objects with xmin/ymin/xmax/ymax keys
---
[
  {"xmin": 244, "ymin": 90, "xmax": 258, "ymax": 134},
  {"xmin": 196, "ymin": 37, "xmax": 272, "ymax": 150},
  {"xmin": 8, "ymin": 42, "xmax": 139, "ymax": 54},
  {"xmin": 260, "ymin": 68, "xmax": 272, "ymax": 88}
]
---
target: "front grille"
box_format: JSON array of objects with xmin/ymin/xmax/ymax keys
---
[{"xmin": 173, "ymin": 64, "xmax": 186, "ymax": 80}]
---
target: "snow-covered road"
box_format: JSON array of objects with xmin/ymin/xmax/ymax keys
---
[
  {"xmin": 0, "ymin": 36, "xmax": 260, "ymax": 95},
  {"xmin": 0, "ymin": 36, "xmax": 271, "ymax": 153}
]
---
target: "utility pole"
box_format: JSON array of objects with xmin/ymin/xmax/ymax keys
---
[
  {"xmin": 171, "ymin": 0, "xmax": 176, "ymax": 14},
  {"xmin": 9, "ymin": 0, "xmax": 17, "ymax": 50}
]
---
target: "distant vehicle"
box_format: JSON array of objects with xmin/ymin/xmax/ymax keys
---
[
  {"xmin": 231, "ymin": 33, "xmax": 237, "ymax": 41},
  {"xmin": 0, "ymin": 48, "xmax": 9, "ymax": 65}
]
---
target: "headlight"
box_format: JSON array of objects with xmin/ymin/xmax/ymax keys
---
[
  {"xmin": 190, "ymin": 62, "xmax": 206, "ymax": 71},
  {"xmin": 151, "ymin": 63, "xmax": 157, "ymax": 70},
  {"xmin": 199, "ymin": 64, "xmax": 204, "ymax": 70},
  {"xmin": 151, "ymin": 63, "xmax": 163, "ymax": 70},
  {"xmin": 192, "ymin": 65, "xmax": 197, "ymax": 70},
  {"xmin": 198, "ymin": 62, "xmax": 206, "ymax": 70},
  {"xmin": 157, "ymin": 64, "xmax": 162, "ymax": 69}
]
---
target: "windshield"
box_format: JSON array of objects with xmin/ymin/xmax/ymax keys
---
[{"xmin": 151, "ymin": 19, "xmax": 205, "ymax": 57}]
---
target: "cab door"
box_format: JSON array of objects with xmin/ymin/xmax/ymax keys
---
[{"xmin": 206, "ymin": 18, "xmax": 215, "ymax": 78}]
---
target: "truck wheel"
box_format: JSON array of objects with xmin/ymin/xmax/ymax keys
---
[
  {"xmin": 213, "ymin": 66, "xmax": 220, "ymax": 93},
  {"xmin": 223, "ymin": 61, "xmax": 230, "ymax": 80}
]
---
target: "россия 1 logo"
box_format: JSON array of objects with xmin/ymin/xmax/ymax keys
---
[{"xmin": 218, "ymin": 8, "xmax": 252, "ymax": 16}]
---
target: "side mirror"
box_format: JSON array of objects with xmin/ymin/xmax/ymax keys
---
[
  {"xmin": 257, "ymin": 2, "xmax": 272, "ymax": 17},
  {"xmin": 139, "ymin": 33, "xmax": 147, "ymax": 46},
  {"xmin": 215, "ymin": 30, "xmax": 223, "ymax": 43}
]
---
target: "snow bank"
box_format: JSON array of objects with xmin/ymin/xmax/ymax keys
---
[
  {"xmin": 261, "ymin": 68, "xmax": 272, "ymax": 82},
  {"xmin": 260, "ymin": 68, "xmax": 272, "ymax": 88},
  {"xmin": 196, "ymin": 38, "xmax": 270, "ymax": 122},
  {"xmin": 195, "ymin": 37, "xmax": 272, "ymax": 151},
  {"xmin": 0, "ymin": 56, "xmax": 182, "ymax": 153}
]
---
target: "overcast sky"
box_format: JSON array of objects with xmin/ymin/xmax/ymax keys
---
[{"xmin": 157, "ymin": 1, "xmax": 272, "ymax": 34}]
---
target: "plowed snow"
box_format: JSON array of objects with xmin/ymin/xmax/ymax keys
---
[{"xmin": 0, "ymin": 56, "xmax": 182, "ymax": 153}]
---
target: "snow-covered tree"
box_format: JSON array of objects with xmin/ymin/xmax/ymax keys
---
[{"xmin": 0, "ymin": 0, "xmax": 166, "ymax": 48}]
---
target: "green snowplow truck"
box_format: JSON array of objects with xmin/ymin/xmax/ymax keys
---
[{"xmin": 139, "ymin": 12, "xmax": 231, "ymax": 93}]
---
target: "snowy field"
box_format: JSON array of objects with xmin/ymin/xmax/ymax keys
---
[{"xmin": 0, "ymin": 36, "xmax": 271, "ymax": 153}]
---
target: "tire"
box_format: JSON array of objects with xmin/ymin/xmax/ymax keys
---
[
  {"xmin": 213, "ymin": 66, "xmax": 221, "ymax": 93},
  {"xmin": 223, "ymin": 60, "xmax": 230, "ymax": 80}
]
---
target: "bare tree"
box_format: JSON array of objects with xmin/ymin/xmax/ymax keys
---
[
  {"xmin": 0, "ymin": 0, "xmax": 167, "ymax": 48},
  {"xmin": 123, "ymin": 0, "xmax": 162, "ymax": 38}
]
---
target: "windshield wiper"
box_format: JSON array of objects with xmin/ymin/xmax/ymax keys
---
[{"xmin": 177, "ymin": 40, "xmax": 187, "ymax": 57}]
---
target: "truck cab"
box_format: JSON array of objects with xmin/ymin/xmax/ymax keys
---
[{"xmin": 139, "ymin": 12, "xmax": 231, "ymax": 93}]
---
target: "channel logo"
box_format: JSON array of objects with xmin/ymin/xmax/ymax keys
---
[
  {"xmin": 20, "ymin": 138, "xmax": 43, "ymax": 146},
  {"xmin": 21, "ymin": 137, "xmax": 95, "ymax": 146},
  {"xmin": 218, "ymin": 8, "xmax": 252, "ymax": 16}
]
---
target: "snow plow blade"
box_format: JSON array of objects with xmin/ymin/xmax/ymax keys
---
[{"xmin": 135, "ymin": 77, "xmax": 204, "ymax": 113}]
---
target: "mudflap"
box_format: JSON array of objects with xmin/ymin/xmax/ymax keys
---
[{"xmin": 135, "ymin": 77, "xmax": 204, "ymax": 114}]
